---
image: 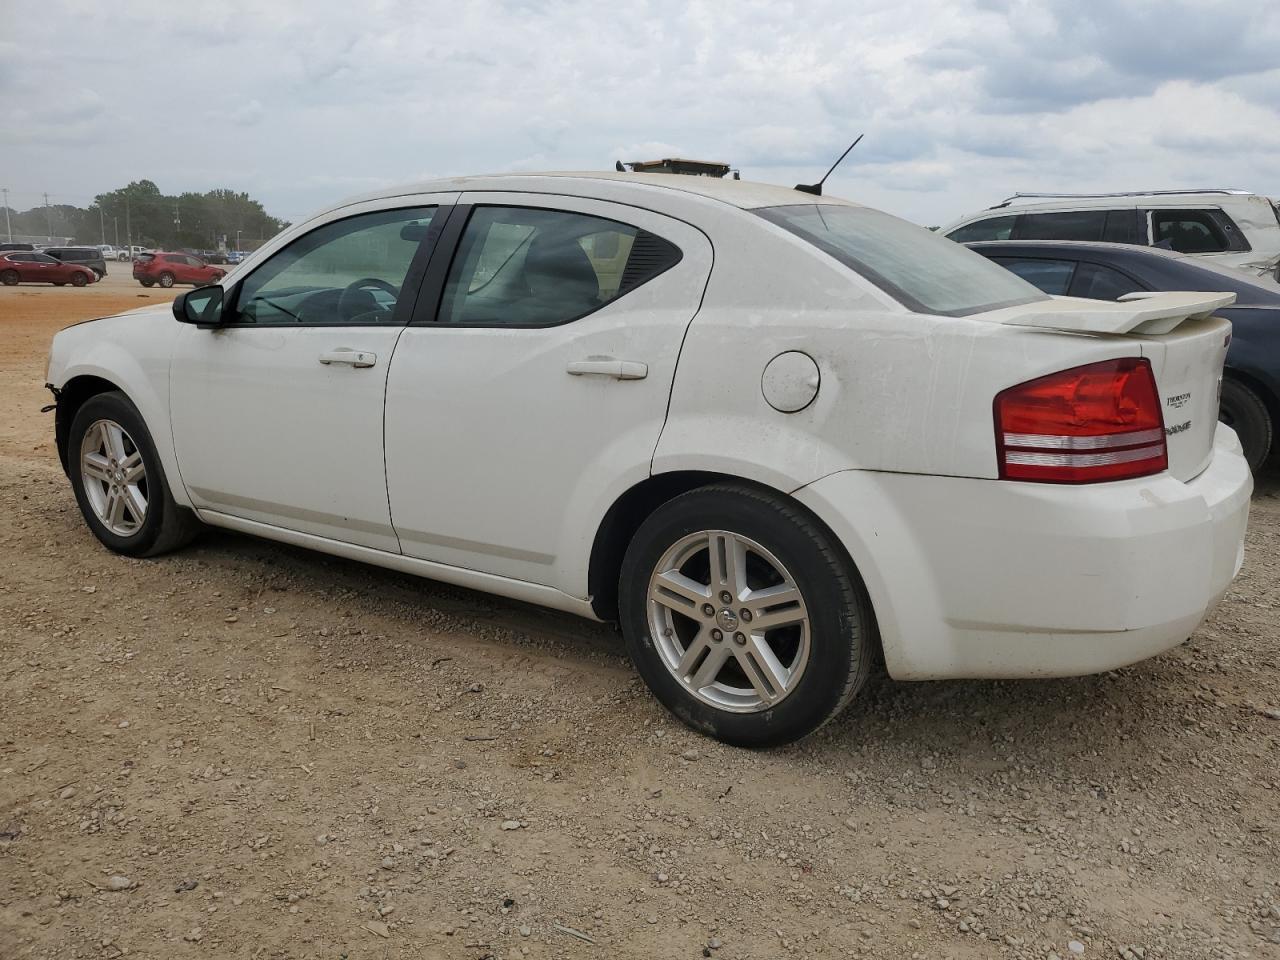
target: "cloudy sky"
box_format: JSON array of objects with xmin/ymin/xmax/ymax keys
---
[{"xmin": 3, "ymin": 0, "xmax": 1278, "ymax": 226}]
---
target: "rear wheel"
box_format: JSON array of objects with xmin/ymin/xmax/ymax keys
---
[
  {"xmin": 1, "ymin": 270, "xmax": 19, "ymax": 285},
  {"xmin": 1219, "ymin": 378, "xmax": 1272, "ymax": 472},
  {"xmin": 71, "ymin": 273, "xmax": 88, "ymax": 287},
  {"xmin": 158, "ymin": 272, "xmax": 175, "ymax": 288},
  {"xmin": 68, "ymin": 392, "xmax": 201, "ymax": 557},
  {"xmin": 139, "ymin": 279, "xmax": 155, "ymax": 288},
  {"xmin": 620, "ymin": 484, "xmax": 875, "ymax": 747}
]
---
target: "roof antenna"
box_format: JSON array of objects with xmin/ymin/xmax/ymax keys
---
[{"xmin": 795, "ymin": 134, "xmax": 863, "ymax": 196}]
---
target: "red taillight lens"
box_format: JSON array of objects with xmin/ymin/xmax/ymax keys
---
[{"xmin": 995, "ymin": 358, "xmax": 1167, "ymax": 483}]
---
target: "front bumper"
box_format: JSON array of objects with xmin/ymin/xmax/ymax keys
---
[{"xmin": 795, "ymin": 425, "xmax": 1252, "ymax": 680}]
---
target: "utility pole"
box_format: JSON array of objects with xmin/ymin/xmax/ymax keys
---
[
  {"xmin": 43, "ymin": 192, "xmax": 53, "ymax": 241},
  {"xmin": 125, "ymin": 196, "xmax": 131, "ymax": 250},
  {"xmin": 113, "ymin": 217, "xmax": 119, "ymax": 246},
  {"xmin": 99, "ymin": 206, "xmax": 106, "ymax": 245},
  {"xmin": 2, "ymin": 188, "xmax": 10, "ymax": 242}
]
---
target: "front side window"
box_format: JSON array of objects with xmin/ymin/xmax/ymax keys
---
[
  {"xmin": 1016, "ymin": 210, "xmax": 1110, "ymax": 242},
  {"xmin": 758, "ymin": 204, "xmax": 1046, "ymax": 316},
  {"xmin": 1151, "ymin": 210, "xmax": 1228, "ymax": 254},
  {"xmin": 437, "ymin": 206, "xmax": 680, "ymax": 326},
  {"xmin": 993, "ymin": 257, "xmax": 1076, "ymax": 295},
  {"xmin": 233, "ymin": 206, "xmax": 437, "ymax": 325},
  {"xmin": 945, "ymin": 215, "xmax": 1017, "ymax": 242}
]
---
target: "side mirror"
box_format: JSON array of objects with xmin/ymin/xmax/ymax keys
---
[{"xmin": 173, "ymin": 285, "xmax": 225, "ymax": 327}]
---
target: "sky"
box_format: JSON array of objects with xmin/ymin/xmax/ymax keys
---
[{"xmin": 3, "ymin": 0, "xmax": 1279, "ymax": 227}]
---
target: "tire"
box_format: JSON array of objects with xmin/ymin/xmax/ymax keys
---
[
  {"xmin": 158, "ymin": 272, "xmax": 175, "ymax": 288},
  {"xmin": 68, "ymin": 391, "xmax": 201, "ymax": 558},
  {"xmin": 1219, "ymin": 378, "xmax": 1272, "ymax": 473},
  {"xmin": 619, "ymin": 483, "xmax": 876, "ymax": 747},
  {"xmin": 0, "ymin": 270, "xmax": 19, "ymax": 285},
  {"xmin": 139, "ymin": 279, "xmax": 155, "ymax": 288},
  {"xmin": 71, "ymin": 273, "xmax": 88, "ymax": 287}
]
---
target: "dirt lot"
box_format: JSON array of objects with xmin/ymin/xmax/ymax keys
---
[{"xmin": 1, "ymin": 275, "xmax": 1278, "ymax": 960}]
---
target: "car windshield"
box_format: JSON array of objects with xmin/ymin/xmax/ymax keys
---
[{"xmin": 756, "ymin": 204, "xmax": 1047, "ymax": 316}]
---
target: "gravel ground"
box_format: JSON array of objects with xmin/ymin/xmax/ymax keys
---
[{"xmin": 2, "ymin": 282, "xmax": 1278, "ymax": 960}]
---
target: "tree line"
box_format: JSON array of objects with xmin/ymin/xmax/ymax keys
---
[{"xmin": 2, "ymin": 180, "xmax": 288, "ymax": 251}]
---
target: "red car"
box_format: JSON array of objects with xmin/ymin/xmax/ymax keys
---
[
  {"xmin": 133, "ymin": 252, "xmax": 226, "ymax": 288},
  {"xmin": 0, "ymin": 251, "xmax": 98, "ymax": 286}
]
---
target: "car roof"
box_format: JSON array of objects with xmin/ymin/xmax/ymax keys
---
[{"xmin": 338, "ymin": 172, "xmax": 860, "ymax": 213}]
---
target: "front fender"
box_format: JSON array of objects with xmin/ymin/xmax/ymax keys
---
[{"xmin": 49, "ymin": 312, "xmax": 189, "ymax": 507}]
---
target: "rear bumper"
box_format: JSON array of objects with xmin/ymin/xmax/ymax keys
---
[{"xmin": 795, "ymin": 425, "xmax": 1252, "ymax": 680}]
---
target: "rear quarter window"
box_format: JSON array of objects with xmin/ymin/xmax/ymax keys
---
[{"xmin": 757, "ymin": 204, "xmax": 1046, "ymax": 317}]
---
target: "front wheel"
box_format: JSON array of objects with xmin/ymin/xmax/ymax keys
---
[
  {"xmin": 158, "ymin": 272, "xmax": 175, "ymax": 288},
  {"xmin": 71, "ymin": 273, "xmax": 88, "ymax": 287},
  {"xmin": 619, "ymin": 484, "xmax": 876, "ymax": 747},
  {"xmin": 1219, "ymin": 378, "xmax": 1272, "ymax": 472},
  {"xmin": 68, "ymin": 391, "xmax": 201, "ymax": 557}
]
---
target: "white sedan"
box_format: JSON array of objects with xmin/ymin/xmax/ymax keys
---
[{"xmin": 46, "ymin": 173, "xmax": 1252, "ymax": 746}]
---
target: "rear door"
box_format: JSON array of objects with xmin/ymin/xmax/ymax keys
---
[{"xmin": 383, "ymin": 193, "xmax": 712, "ymax": 592}]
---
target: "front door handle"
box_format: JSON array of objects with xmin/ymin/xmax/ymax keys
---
[
  {"xmin": 566, "ymin": 358, "xmax": 648, "ymax": 380},
  {"xmin": 318, "ymin": 349, "xmax": 377, "ymax": 368}
]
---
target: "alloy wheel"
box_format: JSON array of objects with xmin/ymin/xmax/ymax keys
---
[
  {"xmin": 647, "ymin": 530, "xmax": 810, "ymax": 713},
  {"xmin": 80, "ymin": 419, "xmax": 148, "ymax": 536}
]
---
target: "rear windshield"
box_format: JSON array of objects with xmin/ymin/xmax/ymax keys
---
[{"xmin": 756, "ymin": 204, "xmax": 1048, "ymax": 316}]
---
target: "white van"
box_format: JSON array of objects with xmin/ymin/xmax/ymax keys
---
[{"xmin": 941, "ymin": 190, "xmax": 1280, "ymax": 281}]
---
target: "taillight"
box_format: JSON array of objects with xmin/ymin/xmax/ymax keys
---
[{"xmin": 994, "ymin": 358, "xmax": 1167, "ymax": 483}]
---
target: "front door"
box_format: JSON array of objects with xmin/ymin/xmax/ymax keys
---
[
  {"xmin": 384, "ymin": 193, "xmax": 713, "ymax": 591},
  {"xmin": 170, "ymin": 197, "xmax": 456, "ymax": 552}
]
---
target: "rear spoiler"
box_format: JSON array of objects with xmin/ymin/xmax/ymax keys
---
[{"xmin": 986, "ymin": 291, "xmax": 1236, "ymax": 336}]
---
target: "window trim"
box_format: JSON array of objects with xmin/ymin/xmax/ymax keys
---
[
  {"xmin": 409, "ymin": 202, "xmax": 684, "ymax": 330},
  {"xmin": 220, "ymin": 204, "xmax": 451, "ymax": 329}
]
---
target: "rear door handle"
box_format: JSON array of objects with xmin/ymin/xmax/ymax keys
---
[
  {"xmin": 566, "ymin": 358, "xmax": 648, "ymax": 380},
  {"xmin": 318, "ymin": 349, "xmax": 377, "ymax": 368}
]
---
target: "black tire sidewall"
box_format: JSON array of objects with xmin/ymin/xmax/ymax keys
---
[
  {"xmin": 0, "ymin": 270, "xmax": 18, "ymax": 285},
  {"xmin": 1220, "ymin": 379, "xmax": 1272, "ymax": 472},
  {"xmin": 68, "ymin": 393, "xmax": 175, "ymax": 557},
  {"xmin": 620, "ymin": 486, "xmax": 869, "ymax": 747}
]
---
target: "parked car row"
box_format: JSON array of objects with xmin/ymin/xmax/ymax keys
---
[
  {"xmin": 132, "ymin": 252, "xmax": 226, "ymax": 288},
  {"xmin": 942, "ymin": 189, "xmax": 1280, "ymax": 280},
  {"xmin": 0, "ymin": 251, "xmax": 98, "ymax": 286}
]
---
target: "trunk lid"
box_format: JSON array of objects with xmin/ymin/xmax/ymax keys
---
[{"xmin": 983, "ymin": 291, "xmax": 1235, "ymax": 482}]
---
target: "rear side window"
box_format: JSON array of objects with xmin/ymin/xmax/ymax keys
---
[
  {"xmin": 758, "ymin": 204, "xmax": 1045, "ymax": 317},
  {"xmin": 946, "ymin": 215, "xmax": 1017, "ymax": 242},
  {"xmin": 993, "ymin": 257, "xmax": 1076, "ymax": 295},
  {"xmin": 1069, "ymin": 262, "xmax": 1145, "ymax": 300},
  {"xmin": 1151, "ymin": 210, "xmax": 1229, "ymax": 253},
  {"xmin": 1016, "ymin": 210, "xmax": 1109, "ymax": 242},
  {"xmin": 438, "ymin": 206, "xmax": 681, "ymax": 326}
]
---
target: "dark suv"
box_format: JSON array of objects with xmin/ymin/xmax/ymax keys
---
[{"xmin": 44, "ymin": 246, "xmax": 108, "ymax": 279}]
